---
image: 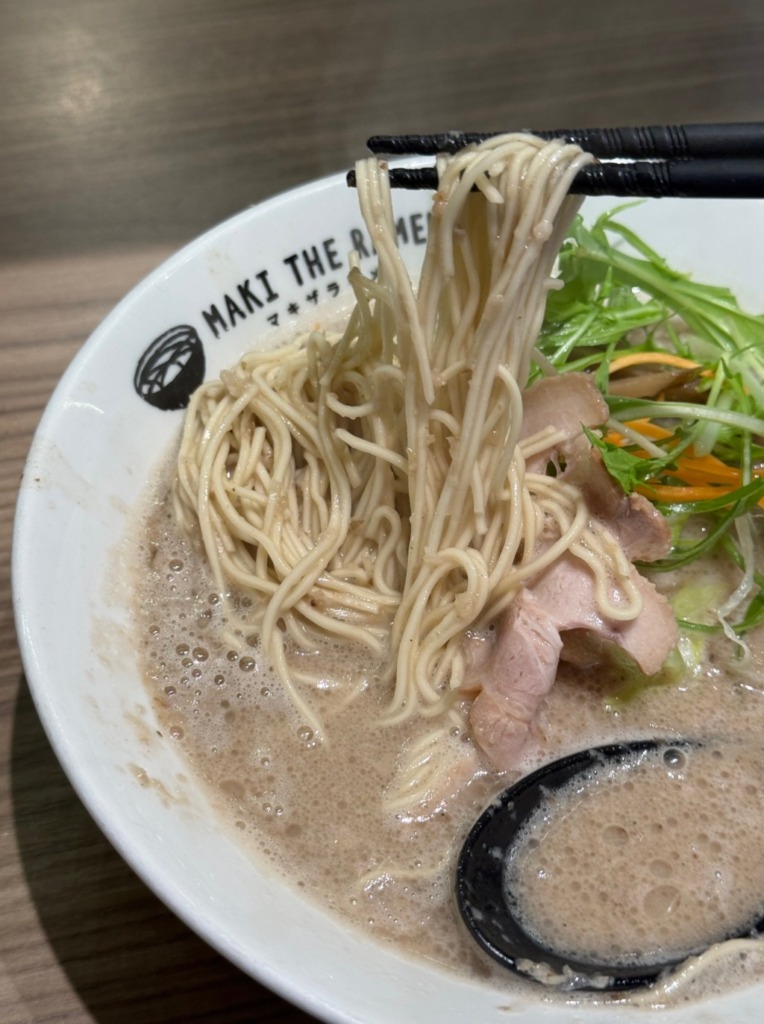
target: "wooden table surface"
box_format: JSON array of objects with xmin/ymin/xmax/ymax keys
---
[{"xmin": 3, "ymin": 1, "xmax": 764, "ymax": 1021}]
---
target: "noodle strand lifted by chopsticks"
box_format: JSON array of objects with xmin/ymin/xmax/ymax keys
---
[{"xmin": 173, "ymin": 134, "xmax": 641, "ymax": 753}]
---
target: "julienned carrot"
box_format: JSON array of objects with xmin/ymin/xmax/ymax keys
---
[
  {"xmin": 638, "ymin": 483, "xmax": 739, "ymax": 503},
  {"xmin": 673, "ymin": 453, "xmax": 750, "ymax": 485},
  {"xmin": 608, "ymin": 353, "xmax": 704, "ymax": 374},
  {"xmin": 675, "ymin": 460, "xmax": 758, "ymax": 483},
  {"xmin": 603, "ymin": 419, "xmax": 676, "ymax": 451},
  {"xmin": 619, "ymin": 418, "xmax": 672, "ymax": 439},
  {"xmin": 607, "ymin": 420, "xmax": 740, "ymax": 478},
  {"xmin": 604, "ymin": 419, "xmax": 764, "ymax": 507},
  {"xmin": 604, "ymin": 423, "xmax": 734, "ymax": 478}
]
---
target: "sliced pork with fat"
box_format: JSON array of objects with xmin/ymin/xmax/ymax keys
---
[
  {"xmin": 469, "ymin": 590, "xmax": 562, "ymax": 769},
  {"xmin": 561, "ymin": 447, "xmax": 672, "ymax": 563},
  {"xmin": 468, "ymin": 372, "xmax": 678, "ymax": 770},
  {"xmin": 521, "ymin": 373, "xmax": 608, "ymax": 460}
]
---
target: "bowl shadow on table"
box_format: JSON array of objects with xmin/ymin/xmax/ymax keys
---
[{"xmin": 11, "ymin": 674, "xmax": 316, "ymax": 1024}]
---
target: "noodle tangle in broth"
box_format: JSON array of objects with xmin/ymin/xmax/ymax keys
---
[{"xmin": 173, "ymin": 135, "xmax": 646, "ymax": 806}]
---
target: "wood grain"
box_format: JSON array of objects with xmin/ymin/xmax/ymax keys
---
[
  {"xmin": 0, "ymin": 251, "xmax": 316, "ymax": 1023},
  {"xmin": 2, "ymin": 0, "xmax": 764, "ymax": 1020}
]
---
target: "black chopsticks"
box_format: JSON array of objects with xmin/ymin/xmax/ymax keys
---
[
  {"xmin": 367, "ymin": 124, "xmax": 764, "ymax": 159},
  {"xmin": 346, "ymin": 123, "xmax": 764, "ymax": 198}
]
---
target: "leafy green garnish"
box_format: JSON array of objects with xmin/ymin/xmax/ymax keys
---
[
  {"xmin": 583, "ymin": 426, "xmax": 670, "ymax": 496},
  {"xmin": 540, "ymin": 207, "xmax": 764, "ymax": 686}
]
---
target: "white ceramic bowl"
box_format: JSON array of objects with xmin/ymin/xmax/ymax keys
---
[{"xmin": 13, "ymin": 170, "xmax": 764, "ymax": 1024}]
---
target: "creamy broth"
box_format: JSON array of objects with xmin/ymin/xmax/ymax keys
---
[
  {"xmin": 505, "ymin": 742, "xmax": 764, "ymax": 967},
  {"xmin": 135, "ymin": 472, "xmax": 764, "ymax": 1006}
]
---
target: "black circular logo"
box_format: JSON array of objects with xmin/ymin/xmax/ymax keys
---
[{"xmin": 133, "ymin": 325, "xmax": 206, "ymax": 410}]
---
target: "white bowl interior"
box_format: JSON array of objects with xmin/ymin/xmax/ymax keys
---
[{"xmin": 13, "ymin": 175, "xmax": 764, "ymax": 1024}]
